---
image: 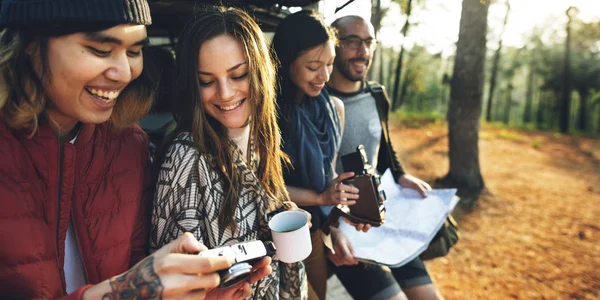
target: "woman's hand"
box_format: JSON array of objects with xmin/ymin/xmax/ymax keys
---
[
  {"xmin": 83, "ymin": 233, "xmax": 234, "ymax": 300},
  {"xmin": 205, "ymin": 256, "xmax": 273, "ymax": 300},
  {"xmin": 320, "ymin": 172, "xmax": 360, "ymax": 206}
]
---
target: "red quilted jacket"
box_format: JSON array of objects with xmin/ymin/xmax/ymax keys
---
[{"xmin": 0, "ymin": 120, "xmax": 151, "ymax": 299}]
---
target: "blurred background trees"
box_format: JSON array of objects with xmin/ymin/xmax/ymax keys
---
[{"xmin": 364, "ymin": 0, "xmax": 600, "ymax": 135}]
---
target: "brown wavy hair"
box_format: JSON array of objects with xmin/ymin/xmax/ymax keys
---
[
  {"xmin": 170, "ymin": 6, "xmax": 289, "ymax": 230},
  {"xmin": 0, "ymin": 25, "xmax": 155, "ymax": 136}
]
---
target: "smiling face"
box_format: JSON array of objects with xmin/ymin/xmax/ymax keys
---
[
  {"xmin": 33, "ymin": 24, "xmax": 147, "ymax": 131},
  {"xmin": 334, "ymin": 19, "xmax": 376, "ymax": 82},
  {"xmin": 197, "ymin": 34, "xmax": 251, "ymax": 130},
  {"xmin": 289, "ymin": 40, "xmax": 336, "ymax": 99}
]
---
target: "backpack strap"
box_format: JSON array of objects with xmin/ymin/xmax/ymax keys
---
[{"xmin": 366, "ymin": 81, "xmax": 398, "ymax": 170}]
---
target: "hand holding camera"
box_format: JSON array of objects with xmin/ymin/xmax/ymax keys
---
[
  {"xmin": 322, "ymin": 172, "xmax": 360, "ymax": 206},
  {"xmin": 198, "ymin": 240, "xmax": 276, "ymax": 289},
  {"xmin": 338, "ymin": 145, "xmax": 387, "ymax": 227}
]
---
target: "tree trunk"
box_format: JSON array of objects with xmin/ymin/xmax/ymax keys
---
[
  {"xmin": 576, "ymin": 89, "xmax": 589, "ymax": 131},
  {"xmin": 369, "ymin": 0, "xmax": 382, "ymax": 82},
  {"xmin": 503, "ymin": 84, "xmax": 513, "ymax": 124},
  {"xmin": 397, "ymin": 60, "xmax": 415, "ymax": 108},
  {"xmin": 559, "ymin": 7, "xmax": 575, "ymax": 133},
  {"xmin": 391, "ymin": 0, "xmax": 413, "ymax": 109},
  {"xmin": 597, "ymin": 100, "xmax": 600, "ymax": 133},
  {"xmin": 494, "ymin": 89, "xmax": 503, "ymax": 121},
  {"xmin": 443, "ymin": 0, "xmax": 489, "ymax": 192},
  {"xmin": 536, "ymin": 92, "xmax": 545, "ymax": 129},
  {"xmin": 485, "ymin": 0, "xmax": 510, "ymax": 122},
  {"xmin": 523, "ymin": 64, "xmax": 534, "ymax": 123}
]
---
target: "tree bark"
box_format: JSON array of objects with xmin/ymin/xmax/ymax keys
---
[
  {"xmin": 444, "ymin": 0, "xmax": 489, "ymax": 192},
  {"xmin": 536, "ymin": 93, "xmax": 544, "ymax": 129},
  {"xmin": 559, "ymin": 7, "xmax": 575, "ymax": 133},
  {"xmin": 503, "ymin": 84, "xmax": 513, "ymax": 124},
  {"xmin": 576, "ymin": 89, "xmax": 589, "ymax": 131},
  {"xmin": 523, "ymin": 64, "xmax": 534, "ymax": 123},
  {"xmin": 369, "ymin": 0, "xmax": 382, "ymax": 81},
  {"xmin": 391, "ymin": 0, "xmax": 413, "ymax": 109},
  {"xmin": 485, "ymin": 0, "xmax": 510, "ymax": 122}
]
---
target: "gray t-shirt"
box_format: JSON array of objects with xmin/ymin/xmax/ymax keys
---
[{"xmin": 335, "ymin": 91, "xmax": 382, "ymax": 175}]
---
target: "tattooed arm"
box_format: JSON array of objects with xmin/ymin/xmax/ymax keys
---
[{"xmin": 81, "ymin": 233, "xmax": 234, "ymax": 300}]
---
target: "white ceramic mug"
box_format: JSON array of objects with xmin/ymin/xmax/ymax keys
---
[{"xmin": 268, "ymin": 210, "xmax": 312, "ymax": 263}]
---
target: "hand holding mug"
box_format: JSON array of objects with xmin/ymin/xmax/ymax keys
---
[{"xmin": 269, "ymin": 210, "xmax": 312, "ymax": 263}]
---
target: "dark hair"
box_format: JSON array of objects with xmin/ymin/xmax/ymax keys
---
[
  {"xmin": 271, "ymin": 10, "xmax": 337, "ymax": 106},
  {"xmin": 0, "ymin": 24, "xmax": 155, "ymax": 135},
  {"xmin": 170, "ymin": 6, "xmax": 288, "ymax": 230}
]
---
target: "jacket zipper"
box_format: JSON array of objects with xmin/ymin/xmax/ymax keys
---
[{"xmin": 56, "ymin": 144, "xmax": 66, "ymax": 292}]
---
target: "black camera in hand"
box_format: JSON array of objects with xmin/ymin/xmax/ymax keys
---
[
  {"xmin": 340, "ymin": 145, "xmax": 387, "ymax": 226},
  {"xmin": 198, "ymin": 240, "xmax": 276, "ymax": 288}
]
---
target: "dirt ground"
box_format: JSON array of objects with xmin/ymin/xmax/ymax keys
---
[{"xmin": 328, "ymin": 120, "xmax": 600, "ymax": 299}]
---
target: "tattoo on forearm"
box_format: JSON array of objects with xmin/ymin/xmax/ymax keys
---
[{"xmin": 102, "ymin": 256, "xmax": 163, "ymax": 300}]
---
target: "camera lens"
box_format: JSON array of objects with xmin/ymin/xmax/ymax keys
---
[{"xmin": 219, "ymin": 262, "xmax": 252, "ymax": 288}]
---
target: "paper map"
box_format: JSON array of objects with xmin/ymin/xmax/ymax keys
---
[{"xmin": 336, "ymin": 169, "xmax": 458, "ymax": 267}]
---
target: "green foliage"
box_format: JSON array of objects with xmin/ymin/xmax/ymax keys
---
[
  {"xmin": 391, "ymin": 110, "xmax": 444, "ymax": 128},
  {"xmin": 373, "ymin": 1, "xmax": 600, "ymax": 136},
  {"xmin": 496, "ymin": 130, "xmax": 526, "ymax": 142}
]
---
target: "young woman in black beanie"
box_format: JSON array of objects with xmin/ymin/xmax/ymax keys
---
[{"xmin": 0, "ymin": 1, "xmax": 264, "ymax": 299}]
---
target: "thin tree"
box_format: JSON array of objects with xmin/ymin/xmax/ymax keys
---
[
  {"xmin": 391, "ymin": 0, "xmax": 413, "ymax": 109},
  {"xmin": 559, "ymin": 7, "xmax": 577, "ymax": 133},
  {"xmin": 442, "ymin": 0, "xmax": 490, "ymax": 192},
  {"xmin": 369, "ymin": 0, "xmax": 383, "ymax": 82},
  {"xmin": 523, "ymin": 63, "xmax": 535, "ymax": 123},
  {"xmin": 485, "ymin": 0, "xmax": 510, "ymax": 122},
  {"xmin": 503, "ymin": 83, "xmax": 514, "ymax": 124}
]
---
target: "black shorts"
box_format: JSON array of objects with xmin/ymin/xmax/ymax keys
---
[{"xmin": 328, "ymin": 257, "xmax": 432, "ymax": 300}]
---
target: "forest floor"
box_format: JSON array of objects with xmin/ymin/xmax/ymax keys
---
[{"xmin": 327, "ymin": 119, "xmax": 600, "ymax": 299}]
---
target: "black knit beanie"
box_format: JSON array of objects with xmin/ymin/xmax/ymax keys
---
[{"xmin": 0, "ymin": 0, "xmax": 152, "ymax": 28}]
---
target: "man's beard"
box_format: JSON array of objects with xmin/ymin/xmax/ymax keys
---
[{"xmin": 336, "ymin": 57, "xmax": 370, "ymax": 82}]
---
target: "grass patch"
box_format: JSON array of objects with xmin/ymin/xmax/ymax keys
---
[
  {"xmin": 391, "ymin": 110, "xmax": 444, "ymax": 128},
  {"xmin": 517, "ymin": 123, "xmax": 537, "ymax": 131},
  {"xmin": 480, "ymin": 131, "xmax": 494, "ymax": 140},
  {"xmin": 487, "ymin": 122, "xmax": 509, "ymax": 129},
  {"xmin": 531, "ymin": 140, "xmax": 542, "ymax": 149},
  {"xmin": 496, "ymin": 130, "xmax": 527, "ymax": 142}
]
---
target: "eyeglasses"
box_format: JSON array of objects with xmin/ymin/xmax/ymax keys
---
[{"xmin": 339, "ymin": 36, "xmax": 378, "ymax": 50}]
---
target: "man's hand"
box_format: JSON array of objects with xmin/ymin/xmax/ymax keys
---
[
  {"xmin": 398, "ymin": 174, "xmax": 432, "ymax": 198},
  {"xmin": 327, "ymin": 227, "xmax": 359, "ymax": 266},
  {"xmin": 83, "ymin": 233, "xmax": 234, "ymax": 300},
  {"xmin": 205, "ymin": 256, "xmax": 272, "ymax": 300}
]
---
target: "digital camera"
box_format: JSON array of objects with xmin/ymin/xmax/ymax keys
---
[
  {"xmin": 341, "ymin": 145, "xmax": 387, "ymax": 226},
  {"xmin": 198, "ymin": 240, "xmax": 276, "ymax": 288}
]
